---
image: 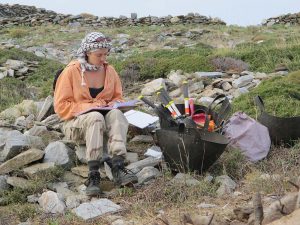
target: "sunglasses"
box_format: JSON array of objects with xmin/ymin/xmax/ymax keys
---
[{"xmin": 94, "ymin": 37, "xmax": 111, "ymax": 42}]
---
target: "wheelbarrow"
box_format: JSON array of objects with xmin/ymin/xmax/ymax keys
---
[
  {"xmin": 155, "ymin": 95, "xmax": 231, "ymax": 173},
  {"xmin": 255, "ymin": 96, "xmax": 300, "ymax": 145}
]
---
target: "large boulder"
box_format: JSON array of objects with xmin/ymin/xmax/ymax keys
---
[{"xmin": 43, "ymin": 141, "xmax": 75, "ymax": 169}]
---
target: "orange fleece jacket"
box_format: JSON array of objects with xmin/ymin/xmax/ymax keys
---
[{"xmin": 54, "ymin": 60, "xmax": 124, "ymax": 120}]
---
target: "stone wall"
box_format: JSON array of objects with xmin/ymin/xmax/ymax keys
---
[
  {"xmin": 262, "ymin": 12, "xmax": 300, "ymax": 26},
  {"xmin": 0, "ymin": 4, "xmax": 226, "ymax": 28}
]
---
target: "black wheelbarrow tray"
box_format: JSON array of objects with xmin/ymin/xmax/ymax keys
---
[
  {"xmin": 255, "ymin": 96, "xmax": 300, "ymax": 145},
  {"xmin": 155, "ymin": 98, "xmax": 230, "ymax": 173}
]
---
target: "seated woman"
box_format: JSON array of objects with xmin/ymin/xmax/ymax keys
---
[{"xmin": 54, "ymin": 32, "xmax": 137, "ymax": 196}]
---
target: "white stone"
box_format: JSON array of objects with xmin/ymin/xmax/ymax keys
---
[
  {"xmin": 232, "ymin": 75, "xmax": 254, "ymax": 88},
  {"xmin": 141, "ymin": 78, "xmax": 165, "ymax": 96},
  {"xmin": 43, "ymin": 141, "xmax": 74, "ymax": 169},
  {"xmin": 73, "ymin": 198, "xmax": 121, "ymax": 220},
  {"xmin": 39, "ymin": 191, "xmax": 66, "ymax": 214},
  {"xmin": 168, "ymin": 71, "xmax": 185, "ymax": 87},
  {"xmin": 137, "ymin": 166, "xmax": 161, "ymax": 184},
  {"xmin": 171, "ymin": 173, "xmax": 200, "ymax": 186}
]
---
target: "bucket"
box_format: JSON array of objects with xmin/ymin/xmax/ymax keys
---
[
  {"xmin": 255, "ymin": 96, "xmax": 300, "ymax": 145},
  {"xmin": 155, "ymin": 95, "xmax": 231, "ymax": 173}
]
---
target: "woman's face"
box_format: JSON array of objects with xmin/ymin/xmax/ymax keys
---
[{"xmin": 86, "ymin": 48, "xmax": 109, "ymax": 66}]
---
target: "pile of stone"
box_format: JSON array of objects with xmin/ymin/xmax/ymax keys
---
[
  {"xmin": 262, "ymin": 12, "xmax": 300, "ymax": 26},
  {"xmin": 0, "ymin": 4, "xmax": 226, "ymax": 28},
  {"xmin": 0, "ymin": 95, "xmax": 163, "ymax": 221},
  {"xmin": 0, "ymin": 59, "xmax": 38, "ymax": 80},
  {"xmin": 141, "ymin": 68, "xmax": 289, "ymax": 105}
]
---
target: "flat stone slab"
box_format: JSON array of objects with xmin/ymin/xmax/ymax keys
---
[
  {"xmin": 6, "ymin": 176, "xmax": 31, "ymax": 189},
  {"xmin": 71, "ymin": 165, "xmax": 89, "ymax": 178},
  {"xmin": 0, "ymin": 149, "xmax": 44, "ymax": 175},
  {"xmin": 73, "ymin": 198, "xmax": 122, "ymax": 220},
  {"xmin": 23, "ymin": 162, "xmax": 55, "ymax": 177},
  {"xmin": 126, "ymin": 157, "xmax": 162, "ymax": 174}
]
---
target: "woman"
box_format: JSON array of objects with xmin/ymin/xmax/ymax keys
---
[{"xmin": 54, "ymin": 32, "xmax": 137, "ymax": 196}]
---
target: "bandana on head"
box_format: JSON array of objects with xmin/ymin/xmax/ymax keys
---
[{"xmin": 77, "ymin": 32, "xmax": 112, "ymax": 85}]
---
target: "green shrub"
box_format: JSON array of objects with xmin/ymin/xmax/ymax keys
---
[{"xmin": 232, "ymin": 71, "xmax": 300, "ymax": 117}]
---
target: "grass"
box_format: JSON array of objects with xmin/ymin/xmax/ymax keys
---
[
  {"xmin": 232, "ymin": 70, "xmax": 300, "ymax": 117},
  {"xmin": 0, "ymin": 166, "xmax": 64, "ymax": 206},
  {"xmin": 0, "ymin": 48, "xmax": 63, "ymax": 112}
]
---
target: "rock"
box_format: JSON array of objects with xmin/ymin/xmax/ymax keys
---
[
  {"xmin": 17, "ymin": 67, "xmax": 29, "ymax": 75},
  {"xmin": 168, "ymin": 71, "xmax": 185, "ymax": 87},
  {"xmin": 23, "ymin": 162, "xmax": 56, "ymax": 177},
  {"xmin": 63, "ymin": 171, "xmax": 85, "ymax": 187},
  {"xmin": 195, "ymin": 72, "xmax": 223, "ymax": 78},
  {"xmin": 41, "ymin": 114, "xmax": 61, "ymax": 127},
  {"xmin": 0, "ymin": 100, "xmax": 37, "ymax": 119},
  {"xmin": 0, "ymin": 148, "xmax": 44, "ymax": 175},
  {"xmin": 27, "ymin": 194, "xmax": 40, "ymax": 203},
  {"xmin": 198, "ymin": 97, "xmax": 214, "ymax": 105},
  {"xmin": 38, "ymin": 191, "xmax": 66, "ymax": 214},
  {"xmin": 232, "ymin": 75, "xmax": 254, "ymax": 88},
  {"xmin": 0, "ymin": 71, "xmax": 7, "ymax": 79},
  {"xmin": 25, "ymin": 125, "xmax": 47, "ymax": 136},
  {"xmin": 73, "ymin": 198, "xmax": 122, "ymax": 220},
  {"xmin": 0, "ymin": 130, "xmax": 30, "ymax": 161},
  {"xmin": 189, "ymin": 81, "xmax": 204, "ymax": 93},
  {"xmin": 43, "ymin": 141, "xmax": 75, "ymax": 169},
  {"xmin": 130, "ymin": 135, "xmax": 153, "ymax": 143},
  {"xmin": 6, "ymin": 176, "xmax": 31, "ymax": 189},
  {"xmin": 197, "ymin": 203, "xmax": 217, "ymax": 208},
  {"xmin": 216, "ymin": 175, "xmax": 236, "ymax": 196},
  {"xmin": 66, "ymin": 194, "xmax": 89, "ymax": 209},
  {"xmin": 137, "ymin": 166, "xmax": 161, "ymax": 184},
  {"xmin": 171, "ymin": 173, "xmax": 200, "ymax": 186},
  {"xmin": 0, "ymin": 175, "xmax": 9, "ymax": 190},
  {"xmin": 141, "ymin": 78, "xmax": 166, "ymax": 96},
  {"xmin": 254, "ymin": 72, "xmax": 268, "ymax": 79},
  {"xmin": 169, "ymin": 88, "xmax": 182, "ymax": 98},
  {"xmin": 221, "ymin": 82, "xmax": 232, "ymax": 91},
  {"xmin": 71, "ymin": 165, "xmax": 89, "ymax": 178},
  {"xmin": 126, "ymin": 157, "xmax": 162, "ymax": 174},
  {"xmin": 170, "ymin": 16, "xmax": 180, "ymax": 23},
  {"xmin": 232, "ymin": 87, "xmax": 249, "ymax": 98},
  {"xmin": 25, "ymin": 135, "xmax": 45, "ymax": 150},
  {"xmin": 36, "ymin": 95, "xmax": 54, "ymax": 121},
  {"xmin": 5, "ymin": 59, "xmax": 25, "ymax": 70}
]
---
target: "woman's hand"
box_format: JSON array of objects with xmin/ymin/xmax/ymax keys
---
[{"xmin": 107, "ymin": 101, "xmax": 116, "ymax": 107}]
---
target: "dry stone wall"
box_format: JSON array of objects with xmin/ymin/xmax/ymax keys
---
[
  {"xmin": 263, "ymin": 12, "xmax": 300, "ymax": 26},
  {"xmin": 0, "ymin": 4, "xmax": 226, "ymax": 28}
]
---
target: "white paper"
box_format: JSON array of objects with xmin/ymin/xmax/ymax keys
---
[
  {"xmin": 144, "ymin": 146, "xmax": 163, "ymax": 159},
  {"xmin": 124, "ymin": 110, "xmax": 159, "ymax": 129}
]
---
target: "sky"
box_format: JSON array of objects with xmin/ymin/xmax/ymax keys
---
[{"xmin": 1, "ymin": 0, "xmax": 300, "ymax": 26}]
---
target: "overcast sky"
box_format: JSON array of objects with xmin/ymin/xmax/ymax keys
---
[{"xmin": 1, "ymin": 0, "xmax": 300, "ymax": 26}]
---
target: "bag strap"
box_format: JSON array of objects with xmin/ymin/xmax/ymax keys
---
[{"xmin": 254, "ymin": 95, "xmax": 265, "ymax": 113}]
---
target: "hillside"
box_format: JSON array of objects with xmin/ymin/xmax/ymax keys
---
[{"xmin": 0, "ymin": 4, "xmax": 300, "ymax": 225}]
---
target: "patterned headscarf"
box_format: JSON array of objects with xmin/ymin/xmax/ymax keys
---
[{"xmin": 77, "ymin": 32, "xmax": 112, "ymax": 85}]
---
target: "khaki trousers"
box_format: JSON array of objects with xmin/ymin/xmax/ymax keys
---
[{"xmin": 62, "ymin": 109, "xmax": 128, "ymax": 161}]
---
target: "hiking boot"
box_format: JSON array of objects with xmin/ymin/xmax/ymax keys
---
[
  {"xmin": 111, "ymin": 155, "xmax": 138, "ymax": 186},
  {"xmin": 85, "ymin": 160, "xmax": 101, "ymax": 196}
]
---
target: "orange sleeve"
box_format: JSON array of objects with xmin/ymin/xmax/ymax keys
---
[
  {"xmin": 111, "ymin": 67, "xmax": 124, "ymax": 102},
  {"xmin": 54, "ymin": 67, "xmax": 96, "ymax": 120}
]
